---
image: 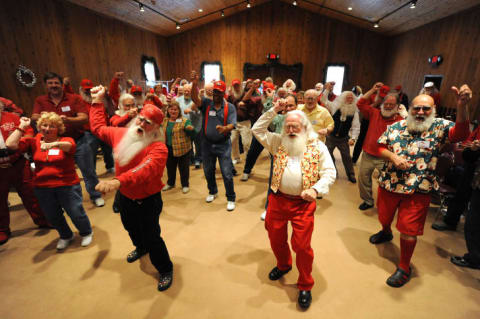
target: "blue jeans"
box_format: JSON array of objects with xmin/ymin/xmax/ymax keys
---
[
  {"xmin": 74, "ymin": 134, "xmax": 102, "ymax": 200},
  {"xmin": 202, "ymin": 139, "xmax": 236, "ymax": 201},
  {"xmin": 34, "ymin": 184, "xmax": 92, "ymax": 239},
  {"xmin": 86, "ymin": 131, "xmax": 114, "ymax": 170},
  {"xmin": 193, "ymin": 131, "xmax": 203, "ymax": 164},
  {"xmin": 243, "ymin": 136, "xmax": 264, "ymax": 174}
]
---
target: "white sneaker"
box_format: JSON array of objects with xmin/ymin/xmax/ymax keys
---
[
  {"xmin": 81, "ymin": 232, "xmax": 93, "ymax": 247},
  {"xmin": 162, "ymin": 184, "xmax": 174, "ymax": 191},
  {"xmin": 56, "ymin": 234, "xmax": 74, "ymax": 250},
  {"xmin": 94, "ymin": 197, "xmax": 105, "ymax": 207},
  {"xmin": 232, "ymin": 159, "xmax": 239, "ymax": 165},
  {"xmin": 260, "ymin": 211, "xmax": 266, "ymax": 221},
  {"xmin": 240, "ymin": 173, "xmax": 249, "ymax": 181},
  {"xmin": 206, "ymin": 194, "xmax": 218, "ymax": 203},
  {"xmin": 182, "ymin": 187, "xmax": 190, "ymax": 194},
  {"xmin": 227, "ymin": 201, "xmax": 236, "ymax": 211}
]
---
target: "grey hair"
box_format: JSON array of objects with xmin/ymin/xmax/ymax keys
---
[
  {"xmin": 119, "ymin": 93, "xmax": 134, "ymax": 109},
  {"xmin": 284, "ymin": 110, "xmax": 318, "ymax": 140},
  {"xmin": 384, "ymin": 93, "xmax": 400, "ymax": 104},
  {"xmin": 305, "ymin": 89, "xmax": 320, "ymax": 99}
]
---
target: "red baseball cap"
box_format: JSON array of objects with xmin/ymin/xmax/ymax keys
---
[
  {"xmin": 379, "ymin": 85, "xmax": 390, "ymax": 98},
  {"xmin": 130, "ymin": 85, "xmax": 143, "ymax": 94},
  {"xmin": 232, "ymin": 79, "xmax": 241, "ymax": 86},
  {"xmin": 262, "ymin": 81, "xmax": 275, "ymax": 90},
  {"xmin": 80, "ymin": 79, "xmax": 93, "ymax": 90},
  {"xmin": 140, "ymin": 104, "xmax": 164, "ymax": 125},
  {"xmin": 394, "ymin": 85, "xmax": 402, "ymax": 91},
  {"xmin": 213, "ymin": 80, "xmax": 226, "ymax": 93}
]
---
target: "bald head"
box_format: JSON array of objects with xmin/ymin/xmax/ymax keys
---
[
  {"xmin": 412, "ymin": 94, "xmax": 435, "ymax": 108},
  {"xmin": 304, "ymin": 89, "xmax": 319, "ymax": 110}
]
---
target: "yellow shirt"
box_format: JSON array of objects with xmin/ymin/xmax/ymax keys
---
[{"xmin": 298, "ymin": 104, "xmax": 334, "ymax": 142}]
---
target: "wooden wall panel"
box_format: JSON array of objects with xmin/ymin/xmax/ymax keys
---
[
  {"xmin": 0, "ymin": 0, "xmax": 170, "ymax": 115},
  {"xmin": 165, "ymin": 1, "xmax": 388, "ymax": 92},
  {"xmin": 384, "ymin": 5, "xmax": 480, "ymax": 118}
]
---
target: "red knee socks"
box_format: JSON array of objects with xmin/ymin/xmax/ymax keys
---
[{"xmin": 399, "ymin": 237, "xmax": 417, "ymax": 273}]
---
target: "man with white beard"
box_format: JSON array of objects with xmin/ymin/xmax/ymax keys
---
[
  {"xmin": 109, "ymin": 93, "xmax": 138, "ymax": 127},
  {"xmin": 252, "ymin": 103, "xmax": 336, "ymax": 310},
  {"xmin": 356, "ymin": 83, "xmax": 404, "ymax": 211},
  {"xmin": 371, "ymin": 85, "xmax": 472, "ymax": 287},
  {"xmin": 321, "ymin": 82, "xmax": 360, "ymax": 183},
  {"xmin": 89, "ymin": 85, "xmax": 174, "ymax": 292}
]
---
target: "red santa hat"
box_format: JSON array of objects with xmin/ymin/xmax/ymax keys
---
[{"xmin": 140, "ymin": 104, "xmax": 164, "ymax": 125}]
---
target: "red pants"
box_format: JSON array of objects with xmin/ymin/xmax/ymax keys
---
[
  {"xmin": 0, "ymin": 158, "xmax": 47, "ymax": 233},
  {"xmin": 265, "ymin": 192, "xmax": 316, "ymax": 290},
  {"xmin": 377, "ymin": 187, "xmax": 431, "ymax": 236}
]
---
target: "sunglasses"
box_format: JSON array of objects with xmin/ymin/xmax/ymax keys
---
[
  {"xmin": 412, "ymin": 105, "xmax": 432, "ymax": 112},
  {"xmin": 138, "ymin": 116, "xmax": 153, "ymax": 125}
]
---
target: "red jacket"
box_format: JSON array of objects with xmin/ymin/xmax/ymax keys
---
[
  {"xmin": 90, "ymin": 103, "xmax": 167, "ymax": 199},
  {"xmin": 109, "ymin": 113, "xmax": 132, "ymax": 127},
  {"xmin": 357, "ymin": 97, "xmax": 402, "ymax": 157}
]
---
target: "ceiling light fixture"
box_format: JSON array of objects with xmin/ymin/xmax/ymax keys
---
[
  {"xmin": 410, "ymin": 0, "xmax": 417, "ymax": 9},
  {"xmin": 139, "ymin": 3, "xmax": 145, "ymax": 12},
  {"xmin": 246, "ymin": 1, "xmax": 251, "ymax": 8},
  {"xmin": 221, "ymin": 10, "xmax": 225, "ymax": 17},
  {"xmin": 373, "ymin": 22, "xmax": 379, "ymax": 28},
  {"xmin": 176, "ymin": 23, "xmax": 180, "ymax": 29},
  {"xmin": 198, "ymin": 8, "xmax": 203, "ymax": 12},
  {"xmin": 348, "ymin": 7, "xmax": 353, "ymax": 11},
  {"xmin": 293, "ymin": 1, "xmax": 297, "ymax": 5}
]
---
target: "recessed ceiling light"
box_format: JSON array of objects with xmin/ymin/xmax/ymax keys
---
[
  {"xmin": 176, "ymin": 23, "xmax": 180, "ymax": 29},
  {"xmin": 373, "ymin": 22, "xmax": 379, "ymax": 28},
  {"xmin": 293, "ymin": 1, "xmax": 297, "ymax": 5},
  {"xmin": 348, "ymin": 7, "xmax": 353, "ymax": 11},
  {"xmin": 246, "ymin": 1, "xmax": 251, "ymax": 8},
  {"xmin": 198, "ymin": 8, "xmax": 203, "ymax": 12}
]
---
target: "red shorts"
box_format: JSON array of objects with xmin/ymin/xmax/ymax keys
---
[{"xmin": 377, "ymin": 187, "xmax": 431, "ymax": 236}]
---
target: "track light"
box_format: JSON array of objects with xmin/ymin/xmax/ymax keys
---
[
  {"xmin": 410, "ymin": 0, "xmax": 417, "ymax": 9},
  {"xmin": 373, "ymin": 22, "xmax": 379, "ymax": 28},
  {"xmin": 198, "ymin": 8, "xmax": 203, "ymax": 12},
  {"xmin": 348, "ymin": 7, "xmax": 353, "ymax": 11},
  {"xmin": 221, "ymin": 10, "xmax": 225, "ymax": 17},
  {"xmin": 139, "ymin": 3, "xmax": 145, "ymax": 12},
  {"xmin": 176, "ymin": 23, "xmax": 180, "ymax": 29},
  {"xmin": 246, "ymin": 1, "xmax": 251, "ymax": 8},
  {"xmin": 293, "ymin": 1, "xmax": 297, "ymax": 5}
]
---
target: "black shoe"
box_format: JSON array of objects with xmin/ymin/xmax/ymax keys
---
[
  {"xmin": 432, "ymin": 220, "xmax": 457, "ymax": 231},
  {"xmin": 268, "ymin": 266, "xmax": 292, "ymax": 280},
  {"xmin": 348, "ymin": 175, "xmax": 357, "ymax": 183},
  {"xmin": 158, "ymin": 271, "xmax": 173, "ymax": 291},
  {"xmin": 386, "ymin": 267, "xmax": 411, "ymax": 287},
  {"xmin": 450, "ymin": 256, "xmax": 480, "ymax": 269},
  {"xmin": 298, "ymin": 290, "xmax": 312, "ymax": 309},
  {"xmin": 126, "ymin": 248, "xmax": 148, "ymax": 263},
  {"xmin": 112, "ymin": 203, "xmax": 120, "ymax": 213},
  {"xmin": 369, "ymin": 230, "xmax": 393, "ymax": 244},
  {"xmin": 359, "ymin": 202, "xmax": 374, "ymax": 210}
]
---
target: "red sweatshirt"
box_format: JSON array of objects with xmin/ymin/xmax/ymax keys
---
[
  {"xmin": 357, "ymin": 97, "xmax": 402, "ymax": 157},
  {"xmin": 89, "ymin": 103, "xmax": 167, "ymax": 200}
]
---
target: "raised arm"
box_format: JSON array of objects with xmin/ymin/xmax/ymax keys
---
[
  {"xmin": 448, "ymin": 84, "xmax": 472, "ymax": 142},
  {"xmin": 190, "ymin": 71, "xmax": 201, "ymax": 110}
]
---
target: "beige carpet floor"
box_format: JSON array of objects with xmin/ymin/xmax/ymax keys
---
[{"xmin": 1, "ymin": 148, "xmax": 479, "ymax": 319}]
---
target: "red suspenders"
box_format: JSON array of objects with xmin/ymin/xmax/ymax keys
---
[{"xmin": 204, "ymin": 102, "xmax": 229, "ymax": 136}]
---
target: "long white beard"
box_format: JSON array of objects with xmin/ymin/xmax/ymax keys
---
[
  {"xmin": 114, "ymin": 124, "xmax": 159, "ymax": 166},
  {"xmin": 281, "ymin": 131, "xmax": 307, "ymax": 157},
  {"xmin": 407, "ymin": 109, "xmax": 436, "ymax": 133},
  {"xmin": 380, "ymin": 104, "xmax": 398, "ymax": 118},
  {"xmin": 338, "ymin": 102, "xmax": 357, "ymax": 121}
]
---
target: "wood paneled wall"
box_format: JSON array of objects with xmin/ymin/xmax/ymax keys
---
[
  {"xmin": 166, "ymin": 1, "xmax": 388, "ymax": 92},
  {"xmin": 0, "ymin": 0, "xmax": 170, "ymax": 115},
  {"xmin": 384, "ymin": 5, "xmax": 480, "ymax": 118}
]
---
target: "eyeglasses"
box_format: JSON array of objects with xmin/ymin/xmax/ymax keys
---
[
  {"xmin": 412, "ymin": 105, "xmax": 432, "ymax": 112},
  {"xmin": 284, "ymin": 123, "xmax": 302, "ymax": 131},
  {"xmin": 138, "ymin": 116, "xmax": 153, "ymax": 125}
]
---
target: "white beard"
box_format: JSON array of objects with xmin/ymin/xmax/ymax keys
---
[
  {"xmin": 114, "ymin": 124, "xmax": 159, "ymax": 166},
  {"xmin": 380, "ymin": 104, "xmax": 398, "ymax": 118},
  {"xmin": 406, "ymin": 109, "xmax": 436, "ymax": 133},
  {"xmin": 232, "ymin": 88, "xmax": 244, "ymax": 100},
  {"xmin": 338, "ymin": 102, "xmax": 357, "ymax": 121},
  {"xmin": 281, "ymin": 131, "xmax": 307, "ymax": 157}
]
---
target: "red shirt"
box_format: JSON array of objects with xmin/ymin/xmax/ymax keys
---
[
  {"xmin": 18, "ymin": 134, "xmax": 79, "ymax": 188},
  {"xmin": 109, "ymin": 113, "xmax": 132, "ymax": 127},
  {"xmin": 33, "ymin": 93, "xmax": 88, "ymax": 139},
  {"xmin": 90, "ymin": 103, "xmax": 167, "ymax": 200},
  {"xmin": 0, "ymin": 97, "xmax": 24, "ymax": 115},
  {"xmin": 357, "ymin": 97, "xmax": 402, "ymax": 157},
  {"xmin": 1, "ymin": 112, "xmax": 27, "ymax": 164}
]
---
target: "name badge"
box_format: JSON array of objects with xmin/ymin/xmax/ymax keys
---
[
  {"xmin": 209, "ymin": 111, "xmax": 216, "ymax": 116},
  {"xmin": 416, "ymin": 141, "xmax": 430, "ymax": 149},
  {"xmin": 61, "ymin": 106, "xmax": 71, "ymax": 112},
  {"xmin": 287, "ymin": 157, "xmax": 301, "ymax": 169},
  {"xmin": 175, "ymin": 119, "xmax": 182, "ymax": 123},
  {"xmin": 48, "ymin": 149, "xmax": 60, "ymax": 155}
]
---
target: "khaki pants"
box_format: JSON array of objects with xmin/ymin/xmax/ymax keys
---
[
  {"xmin": 358, "ymin": 152, "xmax": 385, "ymax": 205},
  {"xmin": 231, "ymin": 120, "xmax": 252, "ymax": 161}
]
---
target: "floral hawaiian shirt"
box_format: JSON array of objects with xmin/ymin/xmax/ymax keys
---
[{"xmin": 377, "ymin": 118, "xmax": 454, "ymax": 194}]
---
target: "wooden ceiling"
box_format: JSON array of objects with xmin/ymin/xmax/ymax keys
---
[{"xmin": 65, "ymin": 0, "xmax": 480, "ymax": 36}]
